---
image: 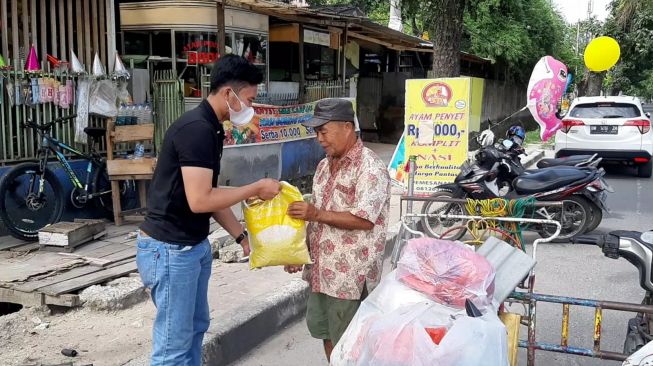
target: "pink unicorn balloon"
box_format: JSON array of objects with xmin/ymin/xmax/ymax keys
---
[{"xmin": 527, "ymin": 56, "xmax": 568, "ymax": 142}]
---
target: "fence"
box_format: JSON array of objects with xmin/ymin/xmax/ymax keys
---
[
  {"xmin": 0, "ymin": 67, "xmax": 106, "ymax": 165},
  {"xmin": 305, "ymin": 80, "xmax": 348, "ymax": 102},
  {"xmin": 152, "ymin": 70, "xmax": 185, "ymax": 152}
]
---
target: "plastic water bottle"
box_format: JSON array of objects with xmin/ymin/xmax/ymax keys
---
[
  {"xmin": 117, "ymin": 105, "xmax": 125, "ymax": 126},
  {"xmin": 134, "ymin": 143, "xmax": 145, "ymax": 159},
  {"xmin": 144, "ymin": 104, "xmax": 153, "ymax": 124}
]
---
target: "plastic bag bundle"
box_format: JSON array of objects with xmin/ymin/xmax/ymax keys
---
[
  {"xmin": 243, "ymin": 181, "xmax": 311, "ymax": 269},
  {"xmin": 397, "ymin": 238, "xmax": 495, "ymax": 309},
  {"xmin": 331, "ymin": 271, "xmax": 508, "ymax": 366}
]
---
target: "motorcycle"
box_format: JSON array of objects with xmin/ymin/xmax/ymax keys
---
[
  {"xmin": 573, "ymin": 231, "xmax": 653, "ymax": 362},
  {"xmin": 419, "ymin": 154, "xmax": 602, "ymax": 242},
  {"xmin": 497, "ymin": 138, "xmax": 613, "ymax": 234},
  {"xmin": 537, "ymin": 153, "xmax": 602, "ymax": 169},
  {"xmin": 419, "ymin": 132, "xmax": 609, "ymax": 242}
]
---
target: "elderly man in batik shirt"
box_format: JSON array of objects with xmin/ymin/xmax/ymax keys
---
[{"xmin": 285, "ymin": 98, "xmax": 391, "ymax": 362}]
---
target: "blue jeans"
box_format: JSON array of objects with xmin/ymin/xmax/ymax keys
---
[{"xmin": 136, "ymin": 234, "xmax": 213, "ymax": 366}]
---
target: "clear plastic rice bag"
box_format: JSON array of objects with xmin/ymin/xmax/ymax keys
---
[{"xmin": 243, "ymin": 181, "xmax": 311, "ymax": 269}]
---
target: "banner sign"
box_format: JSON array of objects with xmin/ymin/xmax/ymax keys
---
[
  {"xmin": 223, "ymin": 98, "xmax": 356, "ymax": 146},
  {"xmin": 404, "ymin": 78, "xmax": 470, "ymax": 194}
]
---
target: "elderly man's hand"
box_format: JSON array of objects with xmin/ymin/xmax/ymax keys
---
[
  {"xmin": 284, "ymin": 265, "xmax": 304, "ymax": 274},
  {"xmin": 287, "ymin": 202, "xmax": 320, "ymax": 221}
]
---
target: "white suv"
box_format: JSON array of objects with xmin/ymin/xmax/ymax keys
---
[{"xmin": 555, "ymin": 96, "xmax": 653, "ymax": 178}]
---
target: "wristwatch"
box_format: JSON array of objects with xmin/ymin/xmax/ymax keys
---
[{"xmin": 235, "ymin": 230, "xmax": 248, "ymax": 245}]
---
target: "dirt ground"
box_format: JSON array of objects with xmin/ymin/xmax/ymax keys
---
[{"xmin": 0, "ymin": 300, "xmax": 155, "ymax": 366}]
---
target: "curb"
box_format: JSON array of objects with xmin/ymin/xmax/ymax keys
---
[
  {"xmin": 204, "ymin": 226, "xmax": 402, "ymax": 365},
  {"xmin": 123, "ymin": 220, "xmax": 400, "ymax": 365},
  {"xmin": 205, "ymin": 279, "xmax": 310, "ymax": 365},
  {"xmin": 521, "ymin": 149, "xmax": 545, "ymax": 169}
]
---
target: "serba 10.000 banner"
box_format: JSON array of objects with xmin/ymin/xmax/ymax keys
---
[{"xmin": 223, "ymin": 98, "xmax": 356, "ymax": 146}]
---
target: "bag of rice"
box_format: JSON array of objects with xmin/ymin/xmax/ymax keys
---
[{"xmin": 243, "ymin": 181, "xmax": 312, "ymax": 269}]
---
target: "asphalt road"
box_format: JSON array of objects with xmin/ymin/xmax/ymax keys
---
[{"xmin": 233, "ymin": 163, "xmax": 652, "ymax": 366}]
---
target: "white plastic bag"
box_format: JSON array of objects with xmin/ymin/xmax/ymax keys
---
[
  {"xmin": 353, "ymin": 302, "xmax": 449, "ymax": 366},
  {"xmin": 331, "ymin": 271, "xmax": 459, "ymax": 366},
  {"xmin": 332, "ymin": 270, "xmax": 508, "ymax": 366},
  {"xmin": 432, "ymin": 311, "xmax": 509, "ymax": 366},
  {"xmin": 75, "ymin": 79, "xmax": 91, "ymax": 143},
  {"xmin": 88, "ymin": 79, "xmax": 118, "ymax": 118}
]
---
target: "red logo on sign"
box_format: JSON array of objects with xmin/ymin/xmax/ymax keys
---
[
  {"xmin": 422, "ymin": 82, "xmax": 452, "ymax": 107},
  {"xmin": 183, "ymin": 41, "xmax": 220, "ymax": 65}
]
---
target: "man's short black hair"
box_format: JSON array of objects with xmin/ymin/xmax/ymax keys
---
[{"xmin": 209, "ymin": 55, "xmax": 263, "ymax": 94}]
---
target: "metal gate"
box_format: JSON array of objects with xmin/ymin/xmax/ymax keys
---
[{"xmin": 152, "ymin": 70, "xmax": 184, "ymax": 152}]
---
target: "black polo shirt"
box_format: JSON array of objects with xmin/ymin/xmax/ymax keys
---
[{"xmin": 140, "ymin": 100, "xmax": 225, "ymax": 245}]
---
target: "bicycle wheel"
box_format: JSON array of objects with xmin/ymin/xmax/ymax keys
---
[
  {"xmin": 91, "ymin": 163, "xmax": 137, "ymax": 220},
  {"xmin": 417, "ymin": 191, "xmax": 468, "ymax": 241},
  {"xmin": 0, "ymin": 163, "xmax": 65, "ymax": 241}
]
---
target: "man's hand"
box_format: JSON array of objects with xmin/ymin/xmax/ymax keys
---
[
  {"xmin": 284, "ymin": 265, "xmax": 303, "ymax": 274},
  {"xmin": 256, "ymin": 178, "xmax": 282, "ymax": 200},
  {"xmin": 240, "ymin": 237, "xmax": 251, "ymax": 257},
  {"xmin": 287, "ymin": 202, "xmax": 320, "ymax": 221}
]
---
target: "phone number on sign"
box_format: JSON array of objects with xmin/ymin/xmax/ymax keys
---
[{"xmin": 261, "ymin": 127, "xmax": 307, "ymax": 141}]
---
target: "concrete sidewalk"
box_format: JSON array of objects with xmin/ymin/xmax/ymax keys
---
[{"xmin": 0, "ymin": 142, "xmax": 545, "ymax": 366}]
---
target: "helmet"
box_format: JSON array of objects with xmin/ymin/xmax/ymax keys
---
[
  {"xmin": 506, "ymin": 125, "xmax": 526, "ymax": 140},
  {"xmin": 477, "ymin": 129, "xmax": 495, "ymax": 147}
]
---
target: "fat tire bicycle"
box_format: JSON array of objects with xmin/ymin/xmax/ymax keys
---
[{"xmin": 0, "ymin": 114, "xmax": 133, "ymax": 241}]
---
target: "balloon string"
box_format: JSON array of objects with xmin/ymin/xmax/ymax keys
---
[{"xmin": 488, "ymin": 106, "xmax": 528, "ymax": 131}]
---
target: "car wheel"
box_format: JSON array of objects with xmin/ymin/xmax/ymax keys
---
[{"xmin": 638, "ymin": 159, "xmax": 652, "ymax": 178}]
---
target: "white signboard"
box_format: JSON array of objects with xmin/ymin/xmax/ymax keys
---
[{"xmin": 304, "ymin": 29, "xmax": 330, "ymax": 47}]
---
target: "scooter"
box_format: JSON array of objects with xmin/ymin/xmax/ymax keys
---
[
  {"xmin": 419, "ymin": 152, "xmax": 603, "ymax": 242},
  {"xmin": 573, "ymin": 231, "xmax": 653, "ymax": 363},
  {"xmin": 537, "ymin": 153, "xmax": 602, "ymax": 169},
  {"xmin": 476, "ymin": 135, "xmax": 614, "ymax": 233}
]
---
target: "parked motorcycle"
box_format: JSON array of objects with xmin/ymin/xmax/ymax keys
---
[
  {"xmin": 573, "ymin": 231, "xmax": 653, "ymax": 359},
  {"xmin": 419, "ymin": 130, "xmax": 609, "ymax": 242},
  {"xmin": 497, "ymin": 138, "xmax": 613, "ymax": 234},
  {"xmin": 419, "ymin": 157, "xmax": 602, "ymax": 242}
]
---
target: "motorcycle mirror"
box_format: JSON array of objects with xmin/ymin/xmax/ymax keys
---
[
  {"xmin": 502, "ymin": 139, "xmax": 514, "ymax": 149},
  {"xmin": 646, "ymin": 112, "xmax": 651, "ymax": 119}
]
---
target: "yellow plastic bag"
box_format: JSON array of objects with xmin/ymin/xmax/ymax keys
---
[{"xmin": 243, "ymin": 181, "xmax": 312, "ymax": 269}]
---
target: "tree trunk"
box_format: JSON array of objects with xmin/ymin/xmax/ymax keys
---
[
  {"xmin": 582, "ymin": 71, "xmax": 605, "ymax": 96},
  {"xmin": 430, "ymin": 0, "xmax": 466, "ymax": 78}
]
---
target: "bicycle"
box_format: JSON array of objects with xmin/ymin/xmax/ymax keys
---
[{"xmin": 0, "ymin": 114, "xmax": 132, "ymax": 241}]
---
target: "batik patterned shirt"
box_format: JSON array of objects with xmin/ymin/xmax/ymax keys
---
[{"xmin": 307, "ymin": 139, "xmax": 391, "ymax": 300}]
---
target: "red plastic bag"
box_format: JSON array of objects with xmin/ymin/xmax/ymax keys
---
[{"xmin": 397, "ymin": 238, "xmax": 495, "ymax": 309}]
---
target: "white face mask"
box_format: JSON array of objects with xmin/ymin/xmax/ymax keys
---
[{"xmin": 227, "ymin": 90, "xmax": 255, "ymax": 126}]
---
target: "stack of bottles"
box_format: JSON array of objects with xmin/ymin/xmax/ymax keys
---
[{"xmin": 116, "ymin": 104, "xmax": 153, "ymax": 126}]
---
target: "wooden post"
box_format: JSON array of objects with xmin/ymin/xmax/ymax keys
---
[
  {"xmin": 106, "ymin": 0, "xmax": 117, "ymax": 72},
  {"xmin": 298, "ymin": 23, "xmax": 305, "ymax": 103},
  {"xmin": 1, "ymin": 0, "xmax": 8, "ymax": 59},
  {"xmin": 21, "ymin": 0, "xmax": 28, "ymax": 53},
  {"xmin": 11, "ymin": 0, "xmax": 18, "ymax": 59},
  {"xmin": 216, "ymin": 0, "xmax": 226, "ymax": 57},
  {"xmin": 341, "ymin": 22, "xmax": 348, "ymax": 95}
]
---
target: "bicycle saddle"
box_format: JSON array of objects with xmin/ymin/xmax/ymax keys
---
[{"xmin": 84, "ymin": 127, "xmax": 107, "ymax": 140}]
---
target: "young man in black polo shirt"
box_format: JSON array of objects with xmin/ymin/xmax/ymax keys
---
[{"xmin": 137, "ymin": 55, "xmax": 281, "ymax": 365}]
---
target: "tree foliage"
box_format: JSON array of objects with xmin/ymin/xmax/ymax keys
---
[
  {"xmin": 462, "ymin": 0, "xmax": 569, "ymax": 82},
  {"xmin": 604, "ymin": 0, "xmax": 653, "ymax": 99}
]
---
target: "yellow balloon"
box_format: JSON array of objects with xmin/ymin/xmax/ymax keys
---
[{"xmin": 584, "ymin": 36, "xmax": 621, "ymax": 72}]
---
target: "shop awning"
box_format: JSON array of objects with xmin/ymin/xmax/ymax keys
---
[{"xmin": 225, "ymin": 0, "xmax": 434, "ymax": 52}]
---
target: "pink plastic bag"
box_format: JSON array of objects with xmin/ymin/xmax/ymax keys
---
[{"xmin": 397, "ymin": 238, "xmax": 495, "ymax": 309}]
